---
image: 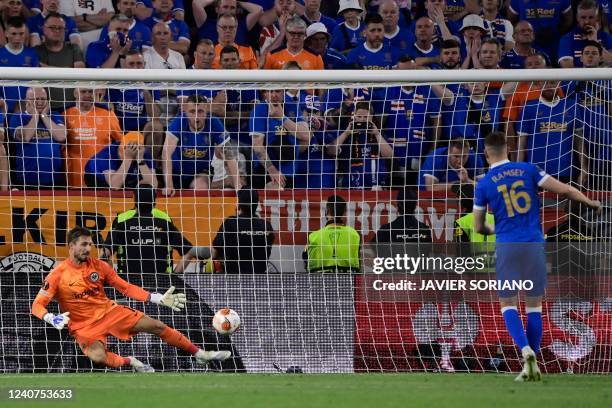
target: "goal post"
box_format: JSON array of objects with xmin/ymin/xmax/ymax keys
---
[{"xmin": 0, "ymin": 67, "xmax": 610, "ymax": 373}]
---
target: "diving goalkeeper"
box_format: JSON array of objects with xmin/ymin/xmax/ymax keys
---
[{"xmin": 31, "ymin": 226, "xmax": 231, "ymax": 372}]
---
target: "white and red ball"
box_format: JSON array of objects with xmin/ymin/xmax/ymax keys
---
[{"xmin": 212, "ymin": 308, "xmax": 241, "ymax": 335}]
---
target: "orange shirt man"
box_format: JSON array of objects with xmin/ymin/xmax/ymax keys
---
[
  {"xmin": 212, "ymin": 43, "xmax": 258, "ymax": 69},
  {"xmin": 64, "ymin": 89, "xmax": 123, "ymax": 187},
  {"xmin": 263, "ymin": 48, "xmax": 324, "ymax": 70}
]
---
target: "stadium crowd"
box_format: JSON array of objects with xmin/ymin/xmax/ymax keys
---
[{"xmin": 0, "ymin": 0, "xmax": 609, "ymax": 193}]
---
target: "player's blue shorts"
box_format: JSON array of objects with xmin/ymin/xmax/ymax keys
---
[{"xmin": 495, "ymin": 242, "xmax": 547, "ymax": 298}]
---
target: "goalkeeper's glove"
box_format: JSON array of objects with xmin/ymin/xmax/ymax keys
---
[
  {"xmin": 43, "ymin": 312, "xmax": 70, "ymax": 330},
  {"xmin": 150, "ymin": 286, "xmax": 186, "ymax": 311}
]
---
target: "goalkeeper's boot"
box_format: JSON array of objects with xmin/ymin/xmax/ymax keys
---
[
  {"xmin": 514, "ymin": 366, "xmax": 529, "ymax": 382},
  {"xmin": 195, "ymin": 349, "xmax": 232, "ymax": 365},
  {"xmin": 129, "ymin": 356, "xmax": 155, "ymax": 373}
]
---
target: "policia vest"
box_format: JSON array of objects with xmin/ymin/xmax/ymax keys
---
[
  {"xmin": 107, "ymin": 208, "xmax": 190, "ymax": 276},
  {"xmin": 306, "ymin": 222, "xmax": 361, "ymax": 273}
]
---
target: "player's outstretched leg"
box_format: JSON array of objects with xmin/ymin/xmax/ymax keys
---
[
  {"xmin": 81, "ymin": 340, "xmax": 154, "ymax": 373},
  {"xmin": 500, "ymin": 301, "xmax": 535, "ymax": 381},
  {"xmin": 131, "ymin": 315, "xmax": 231, "ymax": 364}
]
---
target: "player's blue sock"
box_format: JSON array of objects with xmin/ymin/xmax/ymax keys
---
[
  {"xmin": 502, "ymin": 306, "xmax": 528, "ymax": 350},
  {"xmin": 526, "ymin": 307, "xmax": 543, "ymax": 354}
]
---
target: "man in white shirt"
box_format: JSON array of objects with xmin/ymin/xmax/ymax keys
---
[
  {"xmin": 60, "ymin": 0, "xmax": 114, "ymax": 50},
  {"xmin": 143, "ymin": 22, "xmax": 186, "ymax": 68}
]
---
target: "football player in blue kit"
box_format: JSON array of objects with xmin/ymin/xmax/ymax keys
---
[{"xmin": 473, "ymin": 131, "xmax": 601, "ymax": 381}]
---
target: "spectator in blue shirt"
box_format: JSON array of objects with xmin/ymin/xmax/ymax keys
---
[
  {"xmin": 161, "ymin": 94, "xmax": 231, "ymax": 195},
  {"xmin": 301, "ymin": 0, "xmax": 335, "ymax": 33},
  {"xmin": 480, "ymin": 0, "xmax": 514, "ymax": 51},
  {"xmin": 249, "ymin": 88, "xmax": 311, "ymax": 190},
  {"xmin": 194, "ymin": 0, "xmax": 263, "ymax": 45},
  {"xmin": 99, "ymin": 0, "xmax": 152, "ymax": 51},
  {"xmin": 508, "ymin": 0, "xmax": 573, "ymax": 62},
  {"xmin": 86, "ymin": 14, "xmax": 133, "ymax": 68},
  {"xmin": 0, "ymin": 17, "xmax": 39, "ymax": 113},
  {"xmin": 136, "ymin": 0, "xmax": 185, "ymax": 21},
  {"xmin": 8, "ymin": 87, "xmax": 66, "ymax": 188},
  {"xmin": 379, "ymin": 0, "xmax": 413, "ymax": 57},
  {"xmin": 407, "ymin": 17, "xmax": 441, "ymax": 68},
  {"xmin": 575, "ymin": 41, "xmax": 612, "ymax": 189},
  {"xmin": 85, "ymin": 131, "xmax": 157, "ymax": 189},
  {"xmin": 516, "ymin": 81, "xmax": 578, "ymax": 182},
  {"xmin": 28, "ymin": 0, "xmax": 81, "ymax": 47},
  {"xmin": 329, "ymin": 101, "xmax": 394, "ymax": 189},
  {"xmin": 305, "ymin": 22, "xmax": 348, "ymax": 69},
  {"xmin": 410, "ymin": 0, "xmax": 459, "ymax": 42},
  {"xmin": 142, "ymin": 0, "xmax": 191, "ymax": 55},
  {"xmin": 330, "ymin": 0, "xmax": 364, "ymax": 53},
  {"xmin": 558, "ymin": 0, "xmax": 612, "ymax": 68},
  {"xmin": 419, "ymin": 139, "xmax": 484, "ymax": 191},
  {"xmin": 500, "ymin": 20, "xmax": 550, "ymax": 69},
  {"xmin": 346, "ymin": 13, "xmax": 400, "ymax": 69}
]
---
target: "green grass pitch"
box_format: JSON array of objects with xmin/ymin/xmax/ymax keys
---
[{"xmin": 1, "ymin": 373, "xmax": 610, "ymax": 408}]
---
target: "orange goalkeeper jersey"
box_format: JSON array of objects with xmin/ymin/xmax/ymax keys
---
[{"xmin": 31, "ymin": 258, "xmax": 150, "ymax": 331}]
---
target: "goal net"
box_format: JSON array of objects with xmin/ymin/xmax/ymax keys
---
[{"xmin": 0, "ymin": 68, "xmax": 610, "ymax": 374}]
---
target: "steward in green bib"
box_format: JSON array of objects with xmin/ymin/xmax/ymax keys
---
[{"xmin": 304, "ymin": 195, "xmax": 361, "ymax": 273}]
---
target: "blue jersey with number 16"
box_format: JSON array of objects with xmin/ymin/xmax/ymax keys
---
[{"xmin": 474, "ymin": 160, "xmax": 549, "ymax": 243}]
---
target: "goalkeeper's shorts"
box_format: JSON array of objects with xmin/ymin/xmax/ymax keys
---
[{"xmin": 72, "ymin": 305, "xmax": 144, "ymax": 352}]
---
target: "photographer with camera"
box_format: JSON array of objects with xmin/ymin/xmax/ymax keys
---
[{"xmin": 328, "ymin": 101, "xmax": 393, "ymax": 189}]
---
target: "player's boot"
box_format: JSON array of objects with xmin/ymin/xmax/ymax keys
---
[
  {"xmin": 514, "ymin": 366, "xmax": 529, "ymax": 382},
  {"xmin": 195, "ymin": 349, "xmax": 232, "ymax": 365},
  {"xmin": 520, "ymin": 346, "xmax": 541, "ymax": 381},
  {"xmin": 129, "ymin": 356, "xmax": 155, "ymax": 373}
]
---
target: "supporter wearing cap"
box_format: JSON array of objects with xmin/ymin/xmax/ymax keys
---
[
  {"xmin": 84, "ymin": 131, "xmax": 157, "ymax": 189},
  {"xmin": 305, "ymin": 22, "xmax": 347, "ymax": 69},
  {"xmin": 212, "ymin": 188, "xmax": 276, "ymax": 274},
  {"xmin": 329, "ymin": 0, "xmax": 364, "ymax": 53},
  {"xmin": 211, "ymin": 13, "xmax": 258, "ymax": 68},
  {"xmin": 264, "ymin": 15, "xmax": 324, "ymax": 69},
  {"xmin": 459, "ymin": 13, "xmax": 486, "ymax": 68}
]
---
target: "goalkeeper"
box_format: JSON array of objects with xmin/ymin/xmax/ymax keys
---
[
  {"xmin": 31, "ymin": 226, "xmax": 231, "ymax": 372},
  {"xmin": 102, "ymin": 185, "xmax": 245, "ymax": 371}
]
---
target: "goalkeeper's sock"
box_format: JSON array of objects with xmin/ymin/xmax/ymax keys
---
[
  {"xmin": 159, "ymin": 325, "xmax": 199, "ymax": 355},
  {"xmin": 502, "ymin": 306, "xmax": 528, "ymax": 350},
  {"xmin": 104, "ymin": 353, "xmax": 131, "ymax": 368},
  {"xmin": 526, "ymin": 307, "xmax": 543, "ymax": 354}
]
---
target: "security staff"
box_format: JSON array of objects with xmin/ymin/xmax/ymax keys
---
[
  {"xmin": 454, "ymin": 185, "xmax": 495, "ymax": 243},
  {"xmin": 305, "ymin": 195, "xmax": 361, "ymax": 273},
  {"xmin": 371, "ymin": 189, "xmax": 433, "ymax": 244},
  {"xmin": 212, "ymin": 189, "xmax": 275, "ymax": 274},
  {"xmin": 103, "ymin": 185, "xmax": 244, "ymax": 372}
]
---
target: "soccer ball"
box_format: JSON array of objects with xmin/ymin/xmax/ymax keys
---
[{"xmin": 212, "ymin": 308, "xmax": 241, "ymax": 335}]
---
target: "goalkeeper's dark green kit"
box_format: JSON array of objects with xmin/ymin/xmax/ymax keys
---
[{"xmin": 104, "ymin": 208, "xmax": 245, "ymax": 372}]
